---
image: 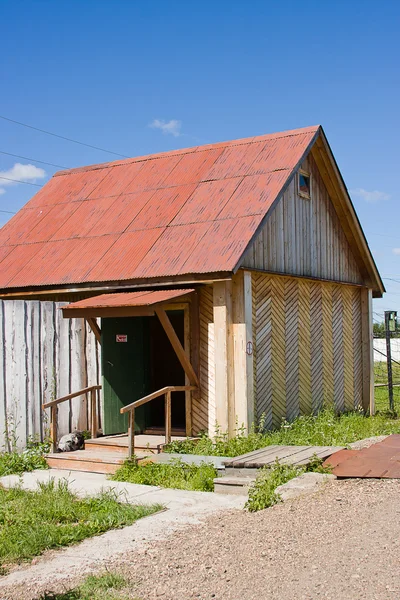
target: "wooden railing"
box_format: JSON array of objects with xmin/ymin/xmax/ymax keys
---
[
  {"xmin": 42, "ymin": 385, "xmax": 102, "ymax": 452},
  {"xmin": 120, "ymin": 386, "xmax": 197, "ymax": 458}
]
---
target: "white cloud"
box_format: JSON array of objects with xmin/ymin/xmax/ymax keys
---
[
  {"xmin": 350, "ymin": 187, "xmax": 390, "ymax": 203},
  {"xmin": 392, "ymin": 248, "xmax": 400, "ymax": 255},
  {"xmin": 0, "ymin": 163, "xmax": 46, "ymax": 196},
  {"xmin": 149, "ymin": 119, "xmax": 182, "ymax": 137}
]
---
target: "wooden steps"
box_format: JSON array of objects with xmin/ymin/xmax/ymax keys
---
[
  {"xmin": 45, "ymin": 434, "xmax": 187, "ymax": 474},
  {"xmin": 46, "ymin": 450, "xmax": 125, "ymax": 474}
]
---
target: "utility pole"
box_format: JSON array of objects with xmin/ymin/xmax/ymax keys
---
[{"xmin": 384, "ymin": 311, "xmax": 397, "ymax": 411}]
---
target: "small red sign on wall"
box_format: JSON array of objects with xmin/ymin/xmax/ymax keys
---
[{"xmin": 116, "ymin": 334, "xmax": 128, "ymax": 343}]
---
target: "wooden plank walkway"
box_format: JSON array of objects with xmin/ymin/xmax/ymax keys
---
[{"xmin": 223, "ymin": 445, "xmax": 344, "ymax": 469}]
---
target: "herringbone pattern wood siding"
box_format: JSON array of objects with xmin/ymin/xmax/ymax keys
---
[
  {"xmin": 194, "ymin": 286, "xmax": 215, "ymax": 434},
  {"xmin": 254, "ymin": 274, "xmax": 363, "ymax": 425}
]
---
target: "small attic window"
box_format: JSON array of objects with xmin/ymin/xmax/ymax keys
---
[{"xmin": 298, "ymin": 171, "xmax": 311, "ymax": 198}]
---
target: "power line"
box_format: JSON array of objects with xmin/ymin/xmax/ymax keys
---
[
  {"xmin": 0, "ymin": 209, "xmax": 16, "ymax": 215},
  {"xmin": 0, "ymin": 114, "xmax": 130, "ymax": 159},
  {"xmin": 0, "ymin": 176, "xmax": 43, "ymax": 187},
  {"xmin": 0, "ymin": 150, "xmax": 67, "ymax": 169}
]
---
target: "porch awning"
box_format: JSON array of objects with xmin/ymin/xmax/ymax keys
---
[{"xmin": 62, "ymin": 289, "xmax": 194, "ymax": 318}]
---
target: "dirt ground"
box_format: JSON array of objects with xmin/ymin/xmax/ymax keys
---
[{"xmin": 3, "ymin": 477, "xmax": 400, "ymax": 600}]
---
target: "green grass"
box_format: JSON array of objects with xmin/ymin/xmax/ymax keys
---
[
  {"xmin": 39, "ymin": 572, "xmax": 137, "ymax": 600},
  {"xmin": 246, "ymin": 456, "xmax": 332, "ymax": 512},
  {"xmin": 0, "ymin": 439, "xmax": 49, "ymax": 477},
  {"xmin": 0, "ymin": 480, "xmax": 161, "ymax": 569},
  {"xmin": 111, "ymin": 458, "xmax": 216, "ymax": 491},
  {"xmin": 245, "ymin": 462, "xmax": 303, "ymax": 512},
  {"xmin": 165, "ymin": 407, "xmax": 400, "ymax": 457},
  {"xmin": 374, "ymin": 362, "xmax": 400, "ymax": 413}
]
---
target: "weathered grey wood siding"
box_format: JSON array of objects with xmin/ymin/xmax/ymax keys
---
[
  {"xmin": 0, "ymin": 300, "xmax": 100, "ymax": 450},
  {"xmin": 241, "ymin": 153, "xmax": 363, "ymax": 285},
  {"xmin": 252, "ymin": 273, "xmax": 363, "ymax": 428}
]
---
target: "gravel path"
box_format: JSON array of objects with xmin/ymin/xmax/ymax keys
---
[
  {"xmin": 3, "ymin": 477, "xmax": 400, "ymax": 599},
  {"xmin": 122, "ymin": 478, "xmax": 400, "ymax": 600}
]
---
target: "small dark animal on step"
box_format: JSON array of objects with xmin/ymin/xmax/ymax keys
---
[{"xmin": 57, "ymin": 431, "xmax": 85, "ymax": 452}]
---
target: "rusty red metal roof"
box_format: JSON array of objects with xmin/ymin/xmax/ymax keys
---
[
  {"xmin": 64, "ymin": 289, "xmax": 194, "ymax": 313},
  {"xmin": 0, "ymin": 125, "xmax": 320, "ymax": 289}
]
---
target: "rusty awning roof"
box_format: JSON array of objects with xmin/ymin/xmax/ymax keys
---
[{"xmin": 62, "ymin": 289, "xmax": 194, "ymax": 318}]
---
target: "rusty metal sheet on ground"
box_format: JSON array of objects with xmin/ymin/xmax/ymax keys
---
[{"xmin": 328, "ymin": 435, "xmax": 400, "ymax": 478}]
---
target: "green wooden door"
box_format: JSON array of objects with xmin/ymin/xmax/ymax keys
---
[{"xmin": 101, "ymin": 317, "xmax": 150, "ymax": 435}]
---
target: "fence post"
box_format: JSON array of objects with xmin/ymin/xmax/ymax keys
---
[{"xmin": 385, "ymin": 311, "xmax": 394, "ymax": 411}]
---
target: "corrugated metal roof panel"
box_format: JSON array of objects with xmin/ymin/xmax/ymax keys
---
[
  {"xmin": 65, "ymin": 289, "xmax": 194, "ymax": 311},
  {"xmin": 86, "ymin": 161, "xmax": 145, "ymax": 199},
  {"xmin": 180, "ymin": 216, "xmax": 261, "ymax": 274},
  {"xmin": 25, "ymin": 202, "xmax": 84, "ymax": 243},
  {"xmin": 132, "ymin": 222, "xmax": 211, "ymax": 278},
  {"xmin": 217, "ymin": 171, "xmax": 290, "ymax": 219},
  {"xmin": 122, "ymin": 154, "xmax": 183, "ymax": 194},
  {"xmin": 126, "ymin": 184, "xmax": 197, "ymax": 231},
  {"xmin": 93, "ymin": 190, "xmax": 158, "ymax": 236},
  {"xmin": 250, "ymin": 132, "xmax": 316, "ymax": 174},
  {"xmin": 203, "ymin": 141, "xmax": 266, "ymax": 180},
  {"xmin": 49, "ymin": 197, "xmax": 116, "ymax": 240},
  {"xmin": 86, "ymin": 228, "xmax": 166, "ymax": 282},
  {"xmin": 170, "ymin": 179, "xmax": 242, "ymax": 226},
  {"xmin": 0, "ymin": 126, "xmax": 321, "ymax": 289}
]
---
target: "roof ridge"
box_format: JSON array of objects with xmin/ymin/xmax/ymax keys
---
[{"xmin": 54, "ymin": 125, "xmax": 321, "ymax": 178}]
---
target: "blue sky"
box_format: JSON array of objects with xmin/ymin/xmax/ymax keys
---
[{"xmin": 1, "ymin": 0, "xmax": 399, "ymax": 319}]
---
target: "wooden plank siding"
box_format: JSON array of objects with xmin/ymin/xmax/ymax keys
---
[
  {"xmin": 194, "ymin": 286, "xmax": 216, "ymax": 435},
  {"xmin": 0, "ymin": 300, "xmax": 100, "ymax": 450},
  {"xmin": 241, "ymin": 154, "xmax": 363, "ymax": 286},
  {"xmin": 253, "ymin": 273, "xmax": 364, "ymax": 427}
]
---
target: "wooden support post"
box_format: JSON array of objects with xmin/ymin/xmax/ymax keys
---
[
  {"xmin": 165, "ymin": 391, "xmax": 172, "ymax": 445},
  {"xmin": 213, "ymin": 280, "xmax": 234, "ymax": 436},
  {"xmin": 50, "ymin": 406, "xmax": 57, "ymax": 453},
  {"xmin": 128, "ymin": 410, "xmax": 135, "ymax": 459},
  {"xmin": 90, "ymin": 388, "xmax": 97, "ymax": 439},
  {"xmin": 361, "ymin": 288, "xmax": 374, "ymax": 414},
  {"xmin": 86, "ymin": 317, "xmax": 102, "ymax": 344},
  {"xmin": 155, "ymin": 307, "xmax": 199, "ymax": 387},
  {"xmin": 232, "ymin": 271, "xmax": 254, "ymax": 433}
]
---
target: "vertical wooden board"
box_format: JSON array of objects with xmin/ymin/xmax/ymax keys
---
[
  {"xmin": 0, "ymin": 301, "xmax": 6, "ymax": 449},
  {"xmin": 310, "ymin": 282, "xmax": 324, "ymax": 412},
  {"xmin": 271, "ymin": 277, "xmax": 286, "ymax": 427},
  {"xmin": 284, "ymin": 278, "xmax": 300, "ymax": 421},
  {"xmin": 244, "ymin": 270, "xmax": 254, "ymax": 428},
  {"xmin": 361, "ymin": 288, "xmax": 374, "ymax": 413},
  {"xmin": 342, "ymin": 286, "xmax": 355, "ymax": 411},
  {"xmin": 69, "ymin": 317, "xmax": 87, "ymax": 431},
  {"xmin": 26, "ymin": 301, "xmax": 42, "ymax": 440},
  {"xmin": 352, "ymin": 288, "xmax": 363, "ymax": 409},
  {"xmin": 332, "ymin": 285, "xmax": 345, "ymax": 412},
  {"xmin": 40, "ymin": 302, "xmax": 56, "ymax": 438},
  {"xmin": 4, "ymin": 301, "xmax": 27, "ymax": 449},
  {"xmin": 232, "ymin": 272, "xmax": 247, "ymax": 430},
  {"xmin": 321, "ymin": 283, "xmax": 334, "ymax": 405},
  {"xmin": 213, "ymin": 281, "xmax": 232, "ymax": 434},
  {"xmin": 56, "ymin": 302, "xmax": 71, "ymax": 437},
  {"xmin": 195, "ymin": 286, "xmax": 214, "ymax": 434},
  {"xmin": 252, "ymin": 272, "xmax": 257, "ymax": 418},
  {"xmin": 255, "ymin": 274, "xmax": 273, "ymax": 429},
  {"xmin": 298, "ymin": 279, "xmax": 312, "ymax": 415}
]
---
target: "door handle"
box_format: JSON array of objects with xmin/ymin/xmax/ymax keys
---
[{"xmin": 107, "ymin": 360, "xmax": 114, "ymax": 367}]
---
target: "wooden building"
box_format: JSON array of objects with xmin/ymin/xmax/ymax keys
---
[{"xmin": 0, "ymin": 126, "xmax": 383, "ymax": 450}]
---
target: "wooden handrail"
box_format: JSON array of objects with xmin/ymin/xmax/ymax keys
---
[
  {"xmin": 121, "ymin": 385, "xmax": 197, "ymax": 458},
  {"xmin": 120, "ymin": 386, "xmax": 196, "ymax": 414},
  {"xmin": 42, "ymin": 385, "xmax": 102, "ymax": 452},
  {"xmin": 42, "ymin": 385, "xmax": 102, "ymax": 409}
]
